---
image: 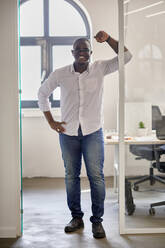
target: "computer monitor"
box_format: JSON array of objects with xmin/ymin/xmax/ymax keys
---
[
  {"xmin": 155, "ymin": 116, "xmax": 165, "ymax": 140},
  {"xmin": 152, "ymin": 105, "xmax": 162, "ymax": 130},
  {"xmin": 152, "ymin": 105, "xmax": 165, "ymax": 140}
]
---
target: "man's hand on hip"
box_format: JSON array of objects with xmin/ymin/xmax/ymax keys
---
[{"xmin": 49, "ymin": 121, "xmax": 66, "ymax": 133}]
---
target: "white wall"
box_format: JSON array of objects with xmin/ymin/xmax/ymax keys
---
[{"xmin": 0, "ymin": 0, "xmax": 20, "ymax": 237}]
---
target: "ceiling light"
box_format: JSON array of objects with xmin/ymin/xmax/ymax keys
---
[
  {"xmin": 146, "ymin": 10, "xmax": 165, "ymax": 17},
  {"xmin": 125, "ymin": 1, "xmax": 164, "ymax": 15},
  {"xmin": 124, "ymin": 0, "xmax": 130, "ymax": 4}
]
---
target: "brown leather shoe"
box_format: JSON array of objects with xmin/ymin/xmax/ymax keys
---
[
  {"xmin": 64, "ymin": 218, "xmax": 84, "ymax": 233},
  {"xmin": 92, "ymin": 223, "xmax": 106, "ymax": 239}
]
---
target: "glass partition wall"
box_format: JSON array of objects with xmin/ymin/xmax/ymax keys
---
[{"xmin": 119, "ymin": 0, "xmax": 165, "ymax": 233}]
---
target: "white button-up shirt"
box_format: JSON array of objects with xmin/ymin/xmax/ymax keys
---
[{"xmin": 38, "ymin": 50, "xmax": 132, "ymax": 136}]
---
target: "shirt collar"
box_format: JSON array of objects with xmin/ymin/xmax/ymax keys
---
[{"xmin": 70, "ymin": 63, "xmax": 90, "ymax": 74}]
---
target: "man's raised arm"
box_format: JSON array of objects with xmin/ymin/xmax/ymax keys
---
[{"xmin": 94, "ymin": 30, "xmax": 128, "ymax": 54}]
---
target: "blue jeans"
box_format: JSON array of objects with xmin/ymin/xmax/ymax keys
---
[{"xmin": 59, "ymin": 126, "xmax": 105, "ymax": 223}]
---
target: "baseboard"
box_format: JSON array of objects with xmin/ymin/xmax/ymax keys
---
[{"xmin": 0, "ymin": 227, "xmax": 17, "ymax": 238}]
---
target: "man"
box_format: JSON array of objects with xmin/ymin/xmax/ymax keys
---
[{"xmin": 38, "ymin": 30, "xmax": 132, "ymax": 239}]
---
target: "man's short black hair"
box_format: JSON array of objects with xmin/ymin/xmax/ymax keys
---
[{"xmin": 73, "ymin": 38, "xmax": 91, "ymax": 49}]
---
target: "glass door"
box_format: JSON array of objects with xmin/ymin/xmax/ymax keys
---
[{"xmin": 118, "ymin": 0, "xmax": 165, "ymax": 234}]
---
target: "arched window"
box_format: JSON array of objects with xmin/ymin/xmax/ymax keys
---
[
  {"xmin": 138, "ymin": 44, "xmax": 163, "ymax": 82},
  {"xmin": 19, "ymin": 0, "xmax": 91, "ymax": 108},
  {"xmin": 138, "ymin": 44, "xmax": 162, "ymax": 60}
]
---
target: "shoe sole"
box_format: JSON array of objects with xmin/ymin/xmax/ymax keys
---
[
  {"xmin": 93, "ymin": 233, "xmax": 106, "ymax": 239},
  {"xmin": 65, "ymin": 224, "xmax": 84, "ymax": 233}
]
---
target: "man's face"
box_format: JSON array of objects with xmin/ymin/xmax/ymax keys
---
[{"xmin": 72, "ymin": 40, "xmax": 92, "ymax": 64}]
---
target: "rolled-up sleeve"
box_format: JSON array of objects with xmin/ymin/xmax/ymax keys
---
[
  {"xmin": 98, "ymin": 50, "xmax": 132, "ymax": 76},
  {"xmin": 38, "ymin": 71, "xmax": 59, "ymax": 112}
]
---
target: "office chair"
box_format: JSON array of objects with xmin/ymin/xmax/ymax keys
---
[
  {"xmin": 149, "ymin": 145, "xmax": 165, "ymax": 215},
  {"xmin": 130, "ymin": 144, "xmax": 165, "ymax": 191},
  {"xmin": 129, "ymin": 105, "xmax": 165, "ymax": 191},
  {"xmin": 125, "ymin": 178, "xmax": 136, "ymax": 215}
]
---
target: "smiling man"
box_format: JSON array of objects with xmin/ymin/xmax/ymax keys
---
[{"xmin": 38, "ymin": 30, "xmax": 132, "ymax": 239}]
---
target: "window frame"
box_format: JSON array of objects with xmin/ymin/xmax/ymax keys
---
[{"xmin": 20, "ymin": 0, "xmax": 91, "ymax": 108}]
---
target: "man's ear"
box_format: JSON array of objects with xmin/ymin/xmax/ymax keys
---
[
  {"xmin": 71, "ymin": 50, "xmax": 74, "ymax": 56},
  {"xmin": 90, "ymin": 50, "xmax": 93, "ymax": 55}
]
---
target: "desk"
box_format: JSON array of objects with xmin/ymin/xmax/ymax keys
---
[{"xmin": 105, "ymin": 136, "xmax": 165, "ymax": 192}]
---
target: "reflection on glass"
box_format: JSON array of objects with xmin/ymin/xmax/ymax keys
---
[
  {"xmin": 49, "ymin": 0, "xmax": 86, "ymax": 36},
  {"xmin": 138, "ymin": 44, "xmax": 162, "ymax": 59},
  {"xmin": 138, "ymin": 45, "xmax": 163, "ymax": 83},
  {"xmin": 124, "ymin": 0, "xmax": 165, "ymax": 230},
  {"xmin": 20, "ymin": 0, "xmax": 43, "ymax": 37},
  {"xmin": 21, "ymin": 46, "xmax": 41, "ymax": 100}
]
